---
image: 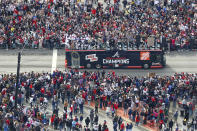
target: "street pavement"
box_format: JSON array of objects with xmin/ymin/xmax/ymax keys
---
[
  {"xmin": 0, "ymin": 49, "xmax": 197, "ymax": 76},
  {"xmin": 24, "ymin": 100, "xmax": 145, "ymax": 131}
]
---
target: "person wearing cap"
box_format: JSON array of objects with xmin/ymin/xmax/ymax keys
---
[{"xmin": 126, "ymin": 123, "xmax": 129, "ymax": 131}]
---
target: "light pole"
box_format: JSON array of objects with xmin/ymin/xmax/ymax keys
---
[{"xmin": 15, "ymin": 52, "xmax": 21, "ymax": 109}]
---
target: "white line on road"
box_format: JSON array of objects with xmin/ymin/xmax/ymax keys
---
[{"xmin": 51, "ymin": 49, "xmax": 57, "ymax": 74}]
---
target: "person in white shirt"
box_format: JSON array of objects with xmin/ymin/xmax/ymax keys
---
[
  {"xmin": 30, "ymin": 97, "xmax": 33, "ymax": 108},
  {"xmin": 93, "ymin": 123, "xmax": 99, "ymax": 131},
  {"xmin": 87, "ymin": 95, "xmax": 91, "ymax": 106},
  {"xmin": 106, "ymin": 106, "xmax": 111, "ymax": 116},
  {"xmin": 65, "ymin": 34, "xmax": 70, "ymax": 48},
  {"xmin": 44, "ymin": 97, "xmax": 48, "ymax": 105}
]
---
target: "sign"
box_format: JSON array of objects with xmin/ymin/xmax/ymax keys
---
[
  {"xmin": 112, "ymin": 51, "xmax": 120, "ymax": 58},
  {"xmin": 140, "ymin": 52, "xmax": 150, "ymax": 60},
  {"xmin": 85, "ymin": 54, "xmax": 98, "ymax": 62},
  {"xmin": 148, "ymin": 72, "xmax": 155, "ymax": 77},
  {"xmin": 103, "ymin": 51, "xmax": 130, "ymax": 64},
  {"xmin": 103, "ymin": 59, "xmax": 130, "ymax": 64}
]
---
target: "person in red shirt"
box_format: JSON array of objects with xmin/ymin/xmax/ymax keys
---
[
  {"xmin": 14, "ymin": 9, "xmax": 18, "ymax": 15},
  {"xmin": 159, "ymin": 120, "xmax": 164, "ymax": 130},
  {"xmin": 112, "ymin": 71, "xmax": 115, "ymax": 77},
  {"xmin": 120, "ymin": 122, "xmax": 125, "ymax": 131},
  {"xmin": 171, "ymin": 38, "xmax": 175, "ymax": 50},
  {"xmin": 135, "ymin": 115, "xmax": 140, "ymax": 126},
  {"xmin": 30, "ymin": 84, "xmax": 33, "ymax": 89},
  {"xmin": 104, "ymin": 127, "xmax": 109, "ymax": 131},
  {"xmin": 41, "ymin": 27, "xmax": 46, "ymax": 35},
  {"xmin": 114, "ymin": 102, "xmax": 118, "ymax": 114},
  {"xmin": 69, "ymin": 105, "xmax": 73, "ymax": 118},
  {"xmin": 91, "ymin": 8, "xmax": 96, "ymax": 15},
  {"xmin": 40, "ymin": 97, "xmax": 44, "ymax": 104},
  {"xmin": 41, "ymin": 87, "xmax": 45, "ymax": 94},
  {"xmin": 50, "ymin": 115, "xmax": 55, "ymax": 125},
  {"xmin": 159, "ymin": 109, "xmax": 164, "ymax": 120}
]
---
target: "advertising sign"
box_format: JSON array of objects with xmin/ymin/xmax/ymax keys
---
[
  {"xmin": 140, "ymin": 52, "xmax": 150, "ymax": 60},
  {"xmin": 103, "ymin": 51, "xmax": 130, "ymax": 64},
  {"xmin": 85, "ymin": 54, "xmax": 98, "ymax": 62}
]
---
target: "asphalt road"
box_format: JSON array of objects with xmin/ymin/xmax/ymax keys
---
[{"xmin": 0, "ymin": 49, "xmax": 197, "ymax": 76}]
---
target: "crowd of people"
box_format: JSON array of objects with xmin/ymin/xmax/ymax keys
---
[
  {"xmin": 0, "ymin": 70, "xmax": 196, "ymax": 130},
  {"xmin": 0, "ymin": 0, "xmax": 196, "ymax": 50}
]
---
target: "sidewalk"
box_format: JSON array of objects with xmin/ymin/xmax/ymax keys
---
[
  {"xmin": 84, "ymin": 101, "xmax": 196, "ymax": 131},
  {"xmin": 84, "ymin": 100, "xmax": 197, "ymax": 131},
  {"xmin": 168, "ymin": 102, "xmax": 196, "ymax": 131}
]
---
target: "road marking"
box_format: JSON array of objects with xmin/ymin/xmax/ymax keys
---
[{"xmin": 51, "ymin": 49, "xmax": 57, "ymax": 73}]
